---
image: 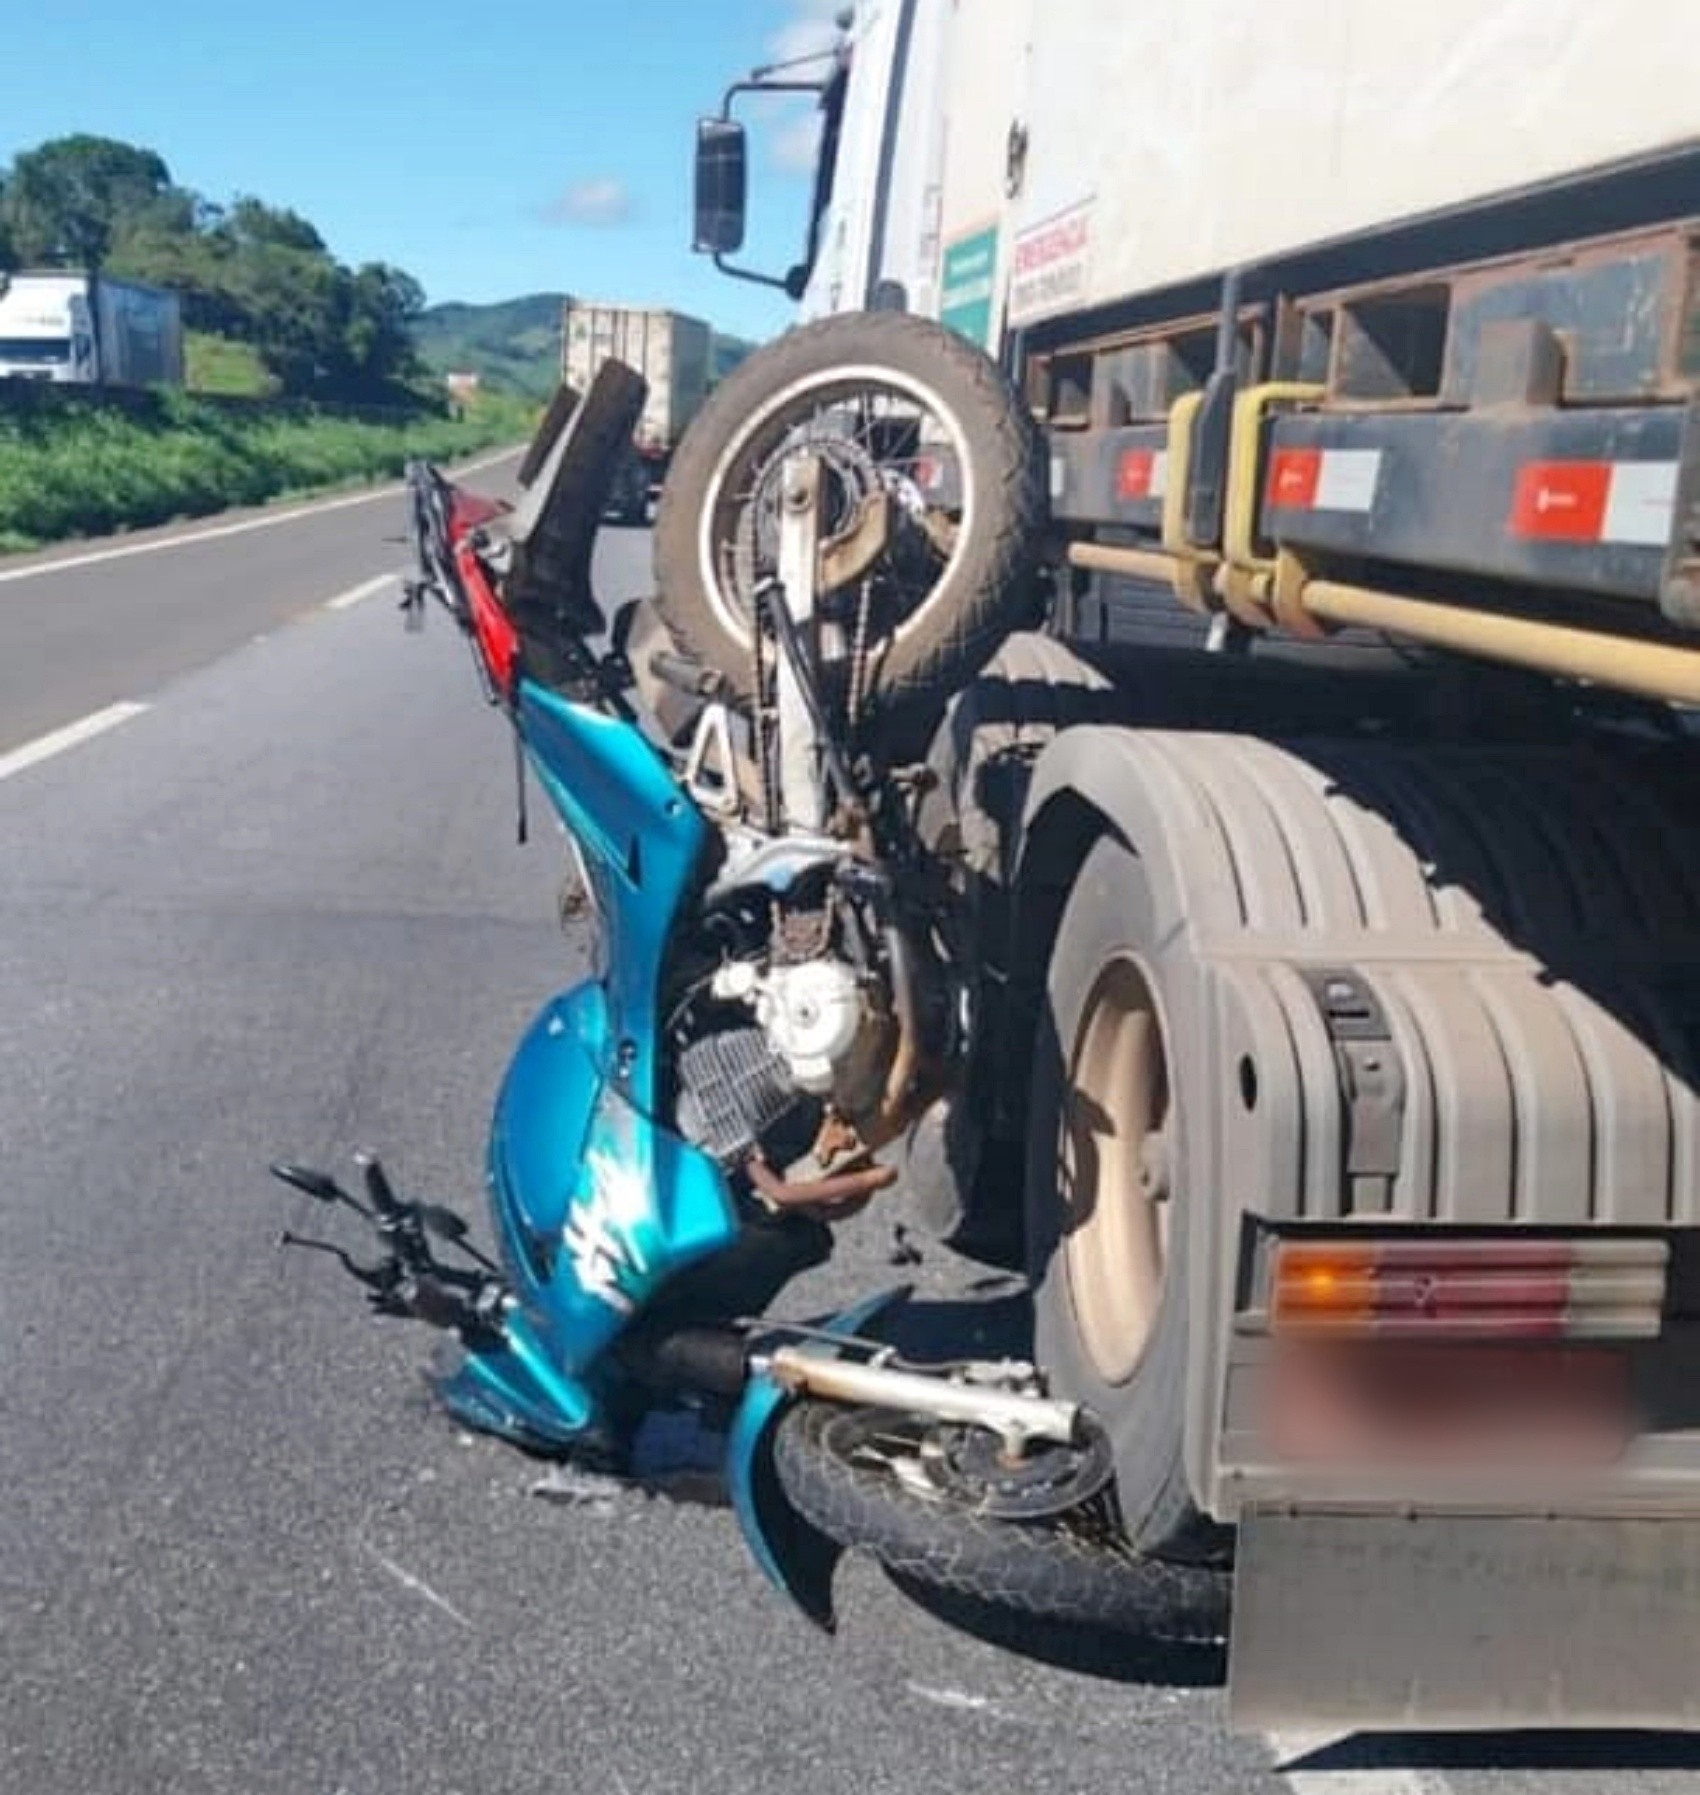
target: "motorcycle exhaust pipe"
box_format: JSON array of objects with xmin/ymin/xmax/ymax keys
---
[
  {"xmin": 757, "ymin": 1345, "xmax": 1084, "ymax": 1454},
  {"xmin": 624, "ymin": 1326, "xmax": 1082, "ymax": 1455}
]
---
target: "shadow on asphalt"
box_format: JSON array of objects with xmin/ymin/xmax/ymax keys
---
[
  {"xmin": 1289, "ymin": 1730, "xmax": 1700, "ymax": 1775},
  {"xmin": 887, "ymin": 1575, "xmax": 1226, "ymax": 1689}
]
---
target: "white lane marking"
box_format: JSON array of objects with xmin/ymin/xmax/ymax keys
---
[
  {"xmin": 0, "ymin": 444, "xmax": 520, "ymax": 587},
  {"xmin": 0, "ymin": 701, "xmax": 149, "ymax": 783},
  {"xmin": 1270, "ymin": 1734, "xmax": 1455, "ymax": 1795},
  {"xmin": 324, "ymin": 573, "xmax": 396, "ymax": 612}
]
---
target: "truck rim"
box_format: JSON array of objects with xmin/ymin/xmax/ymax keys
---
[
  {"xmin": 693, "ymin": 363, "xmax": 976, "ymax": 655},
  {"xmin": 1059, "ymin": 955, "xmax": 1171, "ymax": 1387}
]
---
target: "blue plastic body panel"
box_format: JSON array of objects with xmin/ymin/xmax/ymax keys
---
[
  {"xmin": 433, "ymin": 677, "xmax": 740, "ymax": 1448},
  {"xmin": 724, "ymin": 1289, "xmax": 910, "ymax": 1627}
]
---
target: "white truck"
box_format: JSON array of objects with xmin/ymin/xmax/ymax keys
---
[
  {"xmin": 678, "ymin": 0, "xmax": 1700, "ymax": 1737},
  {"xmin": 560, "ymin": 302, "xmax": 712, "ymax": 524},
  {"xmin": 0, "ymin": 271, "xmax": 184, "ymax": 387}
]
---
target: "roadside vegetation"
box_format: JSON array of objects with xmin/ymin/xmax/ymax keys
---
[
  {"xmin": 0, "ymin": 387, "xmax": 534, "ymax": 553},
  {"xmin": 182, "ymin": 330, "xmax": 279, "ymax": 399},
  {"xmin": 0, "ymin": 135, "xmax": 542, "ymax": 551}
]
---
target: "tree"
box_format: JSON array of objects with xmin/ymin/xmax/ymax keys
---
[
  {"xmin": 223, "ymin": 240, "xmax": 348, "ymax": 392},
  {"xmin": 2, "ymin": 135, "xmax": 173, "ymax": 267},
  {"xmin": 342, "ymin": 262, "xmax": 425, "ymax": 392},
  {"xmin": 222, "ymin": 196, "xmax": 326, "ymax": 255}
]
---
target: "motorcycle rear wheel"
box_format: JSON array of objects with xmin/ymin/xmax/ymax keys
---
[
  {"xmin": 652, "ymin": 311, "xmax": 1045, "ymax": 742},
  {"xmin": 771, "ymin": 1399, "xmax": 1227, "ymax": 1640}
]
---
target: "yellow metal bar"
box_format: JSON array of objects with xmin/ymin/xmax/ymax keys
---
[
  {"xmin": 1224, "ymin": 382, "xmax": 1325, "ymax": 570},
  {"xmin": 1066, "ymin": 541, "xmax": 1181, "ymax": 585},
  {"xmin": 1160, "ymin": 392, "xmax": 1204, "ymax": 558},
  {"xmin": 1220, "ymin": 381, "xmax": 1326, "ymax": 627},
  {"xmin": 1158, "ymin": 391, "xmax": 1217, "ymax": 612},
  {"xmin": 1302, "ymin": 579, "xmax": 1700, "ymax": 706}
]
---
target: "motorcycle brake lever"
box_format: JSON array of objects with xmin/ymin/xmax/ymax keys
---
[
  {"xmin": 416, "ymin": 1205, "xmax": 502, "ymax": 1275},
  {"xmin": 278, "ymin": 1230, "xmax": 401, "ymax": 1295}
]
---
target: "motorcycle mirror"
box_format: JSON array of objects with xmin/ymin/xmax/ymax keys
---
[{"xmin": 270, "ymin": 1161, "xmax": 346, "ymax": 1204}]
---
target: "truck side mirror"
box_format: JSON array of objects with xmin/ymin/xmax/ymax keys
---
[{"xmin": 693, "ymin": 119, "xmax": 748, "ymax": 256}]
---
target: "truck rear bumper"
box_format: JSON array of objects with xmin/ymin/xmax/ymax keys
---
[{"xmin": 1229, "ymin": 1507, "xmax": 1700, "ymax": 1734}]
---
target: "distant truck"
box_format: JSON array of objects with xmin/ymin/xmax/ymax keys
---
[
  {"xmin": 560, "ymin": 301, "xmax": 712, "ymax": 523},
  {"xmin": 0, "ymin": 271, "xmax": 184, "ymax": 387}
]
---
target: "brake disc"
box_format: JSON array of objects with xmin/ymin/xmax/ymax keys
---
[
  {"xmin": 917, "ymin": 1418, "xmax": 1116, "ymax": 1520},
  {"xmin": 820, "ymin": 1404, "xmax": 1116, "ymax": 1521}
]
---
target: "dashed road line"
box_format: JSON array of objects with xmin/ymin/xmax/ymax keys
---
[
  {"xmin": 324, "ymin": 573, "xmax": 398, "ymax": 612},
  {"xmin": 0, "ymin": 701, "xmax": 149, "ymax": 783}
]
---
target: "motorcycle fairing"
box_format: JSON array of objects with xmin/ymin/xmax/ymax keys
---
[
  {"xmin": 725, "ymin": 1288, "xmax": 909, "ymax": 1628},
  {"xmin": 432, "ymin": 674, "xmax": 742, "ymax": 1447}
]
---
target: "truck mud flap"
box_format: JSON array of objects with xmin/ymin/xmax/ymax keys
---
[{"xmin": 1229, "ymin": 1508, "xmax": 1700, "ymax": 1733}]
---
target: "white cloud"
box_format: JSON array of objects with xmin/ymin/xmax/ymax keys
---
[
  {"xmin": 754, "ymin": 0, "xmax": 843, "ymax": 177},
  {"xmin": 766, "ymin": 0, "xmax": 847, "ymax": 68},
  {"xmin": 536, "ymin": 178, "xmax": 634, "ymax": 228},
  {"xmin": 771, "ymin": 111, "xmax": 824, "ymax": 175}
]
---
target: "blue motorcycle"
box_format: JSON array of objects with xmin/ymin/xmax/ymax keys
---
[{"xmin": 272, "ymin": 322, "xmax": 1225, "ymax": 1638}]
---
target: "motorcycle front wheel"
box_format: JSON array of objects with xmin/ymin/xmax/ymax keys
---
[
  {"xmin": 771, "ymin": 1399, "xmax": 1228, "ymax": 1641},
  {"xmin": 652, "ymin": 311, "xmax": 1046, "ymax": 742}
]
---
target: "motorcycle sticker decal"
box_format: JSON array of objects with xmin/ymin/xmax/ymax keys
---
[{"xmin": 563, "ymin": 1146, "xmax": 652, "ymax": 1313}]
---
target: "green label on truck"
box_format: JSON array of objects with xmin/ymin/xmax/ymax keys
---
[{"xmin": 940, "ymin": 226, "xmax": 999, "ymax": 348}]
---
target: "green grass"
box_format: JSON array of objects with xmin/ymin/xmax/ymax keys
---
[
  {"xmin": 184, "ymin": 331, "xmax": 280, "ymax": 398},
  {"xmin": 0, "ymin": 387, "xmax": 538, "ymax": 553}
]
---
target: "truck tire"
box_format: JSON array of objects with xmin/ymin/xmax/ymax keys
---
[
  {"xmin": 652, "ymin": 311, "xmax": 1045, "ymax": 740},
  {"xmin": 903, "ymin": 635, "xmax": 1129, "ymax": 1264},
  {"xmin": 1024, "ymin": 834, "xmax": 1228, "ymax": 1565},
  {"xmin": 771, "ymin": 1399, "xmax": 1228, "ymax": 1641}
]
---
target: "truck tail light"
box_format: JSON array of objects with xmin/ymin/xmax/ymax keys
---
[{"xmin": 1269, "ymin": 1236, "xmax": 1668, "ymax": 1341}]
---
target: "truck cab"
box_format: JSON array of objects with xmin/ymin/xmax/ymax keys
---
[
  {"xmin": 0, "ymin": 276, "xmax": 98, "ymax": 383},
  {"xmin": 692, "ymin": 0, "xmax": 955, "ymax": 323}
]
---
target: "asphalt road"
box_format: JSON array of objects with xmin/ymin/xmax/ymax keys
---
[{"xmin": 4, "ymin": 476, "xmax": 1700, "ymax": 1795}]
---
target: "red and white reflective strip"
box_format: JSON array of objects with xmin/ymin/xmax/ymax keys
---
[
  {"xmin": 1509, "ymin": 459, "xmax": 1678, "ymax": 547},
  {"xmin": 1115, "ymin": 447, "xmax": 1169, "ymax": 502},
  {"xmin": 1264, "ymin": 447, "xmax": 1382, "ymax": 513}
]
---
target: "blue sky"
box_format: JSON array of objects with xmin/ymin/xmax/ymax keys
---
[{"xmin": 2, "ymin": 0, "xmax": 845, "ymax": 342}]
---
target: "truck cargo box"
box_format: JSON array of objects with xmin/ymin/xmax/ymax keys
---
[
  {"xmin": 920, "ymin": 0, "xmax": 1700, "ymax": 329},
  {"xmin": 560, "ymin": 303, "xmax": 712, "ymax": 453}
]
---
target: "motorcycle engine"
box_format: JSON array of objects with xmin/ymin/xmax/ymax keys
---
[
  {"xmin": 710, "ymin": 956, "xmax": 886, "ymax": 1101},
  {"xmin": 672, "ymin": 880, "xmax": 897, "ymax": 1175}
]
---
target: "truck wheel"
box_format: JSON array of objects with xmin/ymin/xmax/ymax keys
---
[
  {"xmin": 1025, "ymin": 835, "xmax": 1229, "ymax": 1565},
  {"xmin": 903, "ymin": 635, "xmax": 1128, "ymax": 1266},
  {"xmin": 771, "ymin": 1399, "xmax": 1228, "ymax": 1640},
  {"xmin": 652, "ymin": 311, "xmax": 1045, "ymax": 742}
]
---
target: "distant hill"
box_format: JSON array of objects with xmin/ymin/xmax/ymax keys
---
[{"xmin": 415, "ymin": 293, "xmax": 568, "ymax": 400}]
